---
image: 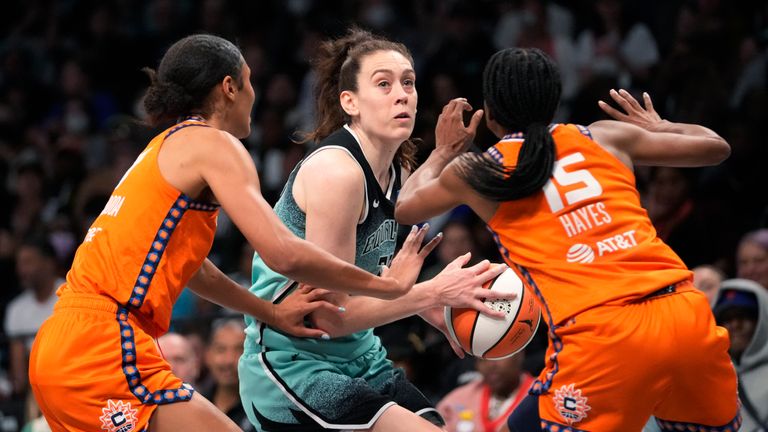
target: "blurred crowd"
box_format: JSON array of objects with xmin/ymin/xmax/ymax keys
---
[{"xmin": 1, "ymin": 0, "xmax": 767, "ymax": 430}]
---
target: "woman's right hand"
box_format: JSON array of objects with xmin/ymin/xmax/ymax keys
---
[
  {"xmin": 428, "ymin": 255, "xmax": 512, "ymax": 318},
  {"xmin": 434, "ymin": 98, "xmax": 484, "ymax": 157}
]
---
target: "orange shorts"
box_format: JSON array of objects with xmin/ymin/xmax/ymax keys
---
[
  {"xmin": 29, "ymin": 293, "xmax": 192, "ymax": 432},
  {"xmin": 517, "ymin": 283, "xmax": 740, "ymax": 431}
]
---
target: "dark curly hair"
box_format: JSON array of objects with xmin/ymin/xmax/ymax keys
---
[{"xmin": 143, "ymin": 34, "xmax": 244, "ymax": 126}]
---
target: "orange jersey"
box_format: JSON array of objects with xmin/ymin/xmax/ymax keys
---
[
  {"xmin": 59, "ymin": 118, "xmax": 219, "ymax": 336},
  {"xmin": 486, "ymin": 124, "xmax": 691, "ymax": 325}
]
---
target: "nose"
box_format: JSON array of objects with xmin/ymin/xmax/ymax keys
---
[{"xmin": 394, "ymin": 82, "xmax": 408, "ymax": 105}]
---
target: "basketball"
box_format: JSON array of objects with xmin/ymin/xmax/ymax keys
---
[{"xmin": 445, "ymin": 267, "xmax": 541, "ymax": 359}]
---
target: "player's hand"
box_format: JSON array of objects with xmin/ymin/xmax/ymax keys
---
[
  {"xmin": 598, "ymin": 89, "xmax": 664, "ymax": 131},
  {"xmin": 380, "ymin": 224, "xmax": 442, "ymax": 299},
  {"xmin": 420, "ymin": 306, "xmax": 465, "ymax": 358},
  {"xmin": 434, "ymin": 97, "xmax": 484, "ymax": 157},
  {"xmin": 429, "ymin": 256, "xmax": 511, "ymax": 318},
  {"xmin": 271, "ymin": 286, "xmax": 343, "ymax": 339}
]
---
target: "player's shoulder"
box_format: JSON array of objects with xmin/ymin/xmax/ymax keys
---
[
  {"xmin": 300, "ymin": 147, "xmax": 365, "ymax": 187},
  {"xmin": 168, "ymin": 124, "xmax": 249, "ymax": 161}
]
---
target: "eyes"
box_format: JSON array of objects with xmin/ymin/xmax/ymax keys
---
[{"xmin": 375, "ymin": 77, "xmax": 416, "ymax": 90}]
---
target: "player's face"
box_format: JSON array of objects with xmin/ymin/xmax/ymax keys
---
[
  {"xmin": 231, "ymin": 61, "xmax": 256, "ymax": 139},
  {"xmin": 349, "ymin": 50, "xmax": 417, "ymax": 146}
]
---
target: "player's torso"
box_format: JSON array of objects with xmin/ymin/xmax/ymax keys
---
[
  {"xmin": 60, "ymin": 119, "xmax": 219, "ymax": 335},
  {"xmin": 248, "ymin": 126, "xmax": 400, "ymax": 358},
  {"xmin": 487, "ymin": 124, "xmax": 691, "ymax": 324}
]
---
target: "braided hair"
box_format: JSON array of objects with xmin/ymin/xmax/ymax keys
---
[
  {"xmin": 458, "ymin": 48, "xmax": 561, "ymax": 202},
  {"xmin": 296, "ymin": 26, "xmax": 418, "ymax": 171}
]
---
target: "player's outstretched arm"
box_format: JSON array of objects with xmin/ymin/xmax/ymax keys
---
[
  {"xmin": 312, "ymin": 250, "xmax": 510, "ymax": 339},
  {"xmin": 591, "ymin": 89, "xmax": 730, "ymax": 167},
  {"xmin": 188, "ymin": 259, "xmax": 341, "ymax": 339},
  {"xmin": 196, "ymin": 129, "xmax": 410, "ymax": 300},
  {"xmin": 396, "ymin": 98, "xmax": 484, "ymax": 225}
]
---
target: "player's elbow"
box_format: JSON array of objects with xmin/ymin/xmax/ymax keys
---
[
  {"xmin": 260, "ymin": 239, "xmax": 302, "ymax": 276},
  {"xmin": 709, "ymin": 137, "xmax": 731, "ymax": 164},
  {"xmin": 394, "ymin": 201, "xmax": 420, "ymax": 226}
]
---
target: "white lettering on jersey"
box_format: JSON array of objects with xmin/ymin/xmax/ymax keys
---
[
  {"xmin": 596, "ymin": 230, "xmax": 637, "ymax": 256},
  {"xmin": 558, "ymin": 202, "xmax": 613, "ymax": 237},
  {"xmin": 101, "ymin": 195, "xmax": 126, "ymax": 217},
  {"xmin": 84, "ymin": 227, "xmax": 103, "ymax": 243}
]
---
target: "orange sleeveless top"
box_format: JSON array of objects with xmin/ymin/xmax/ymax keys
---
[
  {"xmin": 486, "ymin": 124, "xmax": 691, "ymax": 326},
  {"xmin": 59, "ymin": 118, "xmax": 219, "ymax": 335}
]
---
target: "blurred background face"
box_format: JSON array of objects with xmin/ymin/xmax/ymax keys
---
[
  {"xmin": 719, "ymin": 308, "xmax": 757, "ymax": 360},
  {"xmin": 158, "ymin": 333, "xmax": 199, "ymax": 384},
  {"xmin": 475, "ymin": 353, "xmax": 524, "ymax": 396},
  {"xmin": 737, "ymin": 240, "xmax": 768, "ymax": 289},
  {"xmin": 692, "ymin": 265, "xmax": 723, "ymax": 304},
  {"xmin": 350, "ymin": 50, "xmax": 417, "ymax": 146},
  {"xmin": 647, "ymin": 167, "xmax": 691, "ymax": 220},
  {"xmin": 205, "ymin": 323, "xmax": 245, "ymax": 388},
  {"xmin": 437, "ymin": 222, "xmax": 474, "ymax": 264},
  {"xmin": 16, "ymin": 246, "xmax": 54, "ymax": 289}
]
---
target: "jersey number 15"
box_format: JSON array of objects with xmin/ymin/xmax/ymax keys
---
[{"xmin": 542, "ymin": 152, "xmax": 603, "ymax": 213}]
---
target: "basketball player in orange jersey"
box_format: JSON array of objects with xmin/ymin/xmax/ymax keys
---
[
  {"xmin": 28, "ymin": 34, "xmax": 437, "ymax": 432},
  {"xmin": 395, "ymin": 48, "xmax": 741, "ymax": 431}
]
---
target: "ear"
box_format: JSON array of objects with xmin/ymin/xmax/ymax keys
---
[
  {"xmin": 483, "ymin": 101, "xmax": 505, "ymax": 139},
  {"xmin": 221, "ymin": 75, "xmax": 237, "ymax": 103},
  {"xmin": 340, "ymin": 90, "xmax": 358, "ymax": 117}
]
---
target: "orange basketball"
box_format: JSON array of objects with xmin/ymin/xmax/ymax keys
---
[{"xmin": 445, "ymin": 267, "xmax": 541, "ymax": 359}]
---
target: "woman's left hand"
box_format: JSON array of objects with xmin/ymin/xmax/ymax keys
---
[
  {"xmin": 271, "ymin": 286, "xmax": 343, "ymax": 339},
  {"xmin": 380, "ymin": 224, "xmax": 442, "ymax": 295}
]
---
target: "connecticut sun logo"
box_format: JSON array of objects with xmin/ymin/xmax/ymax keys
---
[
  {"xmin": 99, "ymin": 399, "xmax": 138, "ymax": 432},
  {"xmin": 553, "ymin": 384, "xmax": 591, "ymax": 425}
]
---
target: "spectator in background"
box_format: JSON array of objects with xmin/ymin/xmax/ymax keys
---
[
  {"xmin": 736, "ymin": 229, "xmax": 768, "ymax": 291},
  {"xmin": 644, "ymin": 166, "xmax": 727, "ymax": 268},
  {"xmin": 437, "ymin": 353, "xmax": 534, "ymax": 432},
  {"xmin": 420, "ymin": 219, "xmax": 477, "ymax": 281},
  {"xmin": 3, "ymin": 238, "xmax": 62, "ymax": 396},
  {"xmin": 692, "ymin": 264, "xmax": 724, "ymax": 305},
  {"xmin": 573, "ymin": 0, "xmax": 659, "ymax": 89},
  {"xmin": 157, "ymin": 332, "xmax": 200, "ymax": 388},
  {"xmin": 199, "ymin": 319, "xmax": 254, "ymax": 431},
  {"xmin": 9, "ymin": 163, "xmax": 49, "ymax": 243},
  {"xmin": 497, "ymin": 0, "xmax": 579, "ymax": 107},
  {"xmin": 713, "ymin": 279, "xmax": 768, "ymax": 431}
]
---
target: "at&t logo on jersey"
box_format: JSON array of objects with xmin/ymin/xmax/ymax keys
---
[
  {"xmin": 566, "ymin": 230, "xmax": 639, "ymax": 263},
  {"xmin": 553, "ymin": 384, "xmax": 591, "ymax": 425},
  {"xmin": 566, "ymin": 244, "xmax": 595, "ymax": 263},
  {"xmin": 99, "ymin": 399, "xmax": 138, "ymax": 432}
]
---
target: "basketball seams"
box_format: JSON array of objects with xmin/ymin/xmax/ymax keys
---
[
  {"xmin": 445, "ymin": 267, "xmax": 541, "ymax": 359},
  {"xmin": 482, "ymin": 282, "xmax": 526, "ymax": 358}
]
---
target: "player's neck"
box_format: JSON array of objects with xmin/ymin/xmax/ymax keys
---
[{"xmin": 348, "ymin": 124, "xmax": 397, "ymax": 187}]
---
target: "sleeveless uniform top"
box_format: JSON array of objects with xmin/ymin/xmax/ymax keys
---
[
  {"xmin": 485, "ymin": 124, "xmax": 691, "ymax": 327},
  {"xmin": 59, "ymin": 118, "xmax": 220, "ymax": 337},
  {"xmin": 246, "ymin": 125, "xmax": 401, "ymax": 360}
]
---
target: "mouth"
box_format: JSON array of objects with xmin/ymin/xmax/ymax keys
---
[{"xmin": 394, "ymin": 112, "xmax": 411, "ymax": 120}]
